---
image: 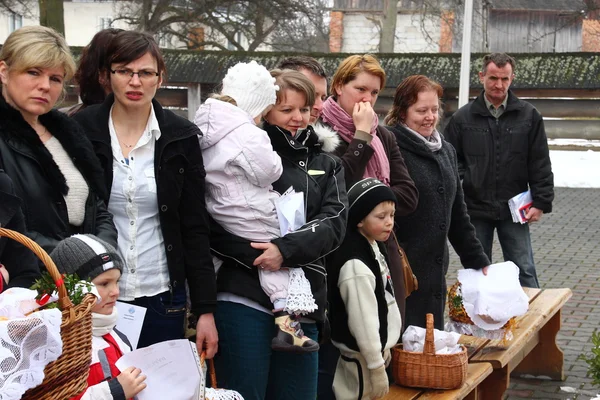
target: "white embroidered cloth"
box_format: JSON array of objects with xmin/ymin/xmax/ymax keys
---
[
  {"xmin": 0, "ymin": 288, "xmax": 63, "ymax": 400},
  {"xmin": 457, "ymin": 261, "xmax": 529, "ymax": 330}
]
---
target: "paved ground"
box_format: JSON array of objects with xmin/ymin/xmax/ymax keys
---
[{"xmin": 447, "ymin": 187, "xmax": 600, "ymax": 399}]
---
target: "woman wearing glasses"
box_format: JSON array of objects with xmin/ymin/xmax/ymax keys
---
[{"xmin": 73, "ymin": 31, "xmax": 217, "ymax": 355}]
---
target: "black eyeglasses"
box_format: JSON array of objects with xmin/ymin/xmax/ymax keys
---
[{"xmin": 110, "ymin": 68, "xmax": 160, "ymax": 80}]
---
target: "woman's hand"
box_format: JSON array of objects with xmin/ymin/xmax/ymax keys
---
[
  {"xmin": 352, "ymin": 101, "xmax": 375, "ymax": 133},
  {"xmin": 117, "ymin": 366, "xmax": 147, "ymax": 398},
  {"xmin": 251, "ymin": 242, "xmax": 283, "ymax": 271}
]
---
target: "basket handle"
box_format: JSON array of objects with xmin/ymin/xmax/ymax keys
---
[
  {"xmin": 200, "ymin": 351, "xmax": 217, "ymax": 389},
  {"xmin": 0, "ymin": 227, "xmax": 72, "ymax": 309},
  {"xmin": 423, "ymin": 313, "xmax": 435, "ymax": 355}
]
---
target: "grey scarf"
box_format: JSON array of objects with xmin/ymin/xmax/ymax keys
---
[{"xmin": 402, "ymin": 123, "xmax": 443, "ymax": 152}]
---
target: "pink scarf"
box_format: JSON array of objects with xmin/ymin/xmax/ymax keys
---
[{"xmin": 321, "ymin": 97, "xmax": 391, "ymax": 185}]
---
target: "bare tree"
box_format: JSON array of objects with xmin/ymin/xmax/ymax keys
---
[
  {"xmin": 114, "ymin": 0, "xmax": 326, "ymax": 51},
  {"xmin": 269, "ymin": 0, "xmax": 330, "ymax": 52},
  {"xmin": 379, "ymin": 0, "xmax": 397, "ymax": 52}
]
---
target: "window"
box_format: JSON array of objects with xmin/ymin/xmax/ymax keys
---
[
  {"xmin": 227, "ymin": 32, "xmax": 243, "ymax": 50},
  {"xmin": 98, "ymin": 17, "xmax": 112, "ymax": 31},
  {"xmin": 8, "ymin": 13, "xmax": 23, "ymax": 33}
]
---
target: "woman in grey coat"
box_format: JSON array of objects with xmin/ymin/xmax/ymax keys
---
[{"xmin": 385, "ymin": 75, "xmax": 490, "ymax": 330}]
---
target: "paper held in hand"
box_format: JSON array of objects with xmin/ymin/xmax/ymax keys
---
[
  {"xmin": 508, "ymin": 190, "xmax": 533, "ymax": 224},
  {"xmin": 115, "ymin": 339, "xmax": 204, "ymax": 400},
  {"xmin": 275, "ymin": 186, "xmax": 305, "ymax": 235}
]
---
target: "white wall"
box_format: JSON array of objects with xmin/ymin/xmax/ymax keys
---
[{"xmin": 341, "ymin": 12, "xmax": 441, "ymax": 53}]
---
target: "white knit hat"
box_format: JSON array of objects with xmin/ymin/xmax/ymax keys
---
[{"xmin": 221, "ymin": 61, "xmax": 279, "ymax": 119}]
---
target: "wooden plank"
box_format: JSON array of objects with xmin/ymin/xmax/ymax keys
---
[
  {"xmin": 458, "ymin": 336, "xmax": 489, "ymax": 360},
  {"xmin": 416, "ymin": 363, "xmax": 493, "ymax": 400},
  {"xmin": 384, "ymin": 384, "xmax": 422, "ymax": 399},
  {"xmin": 522, "ymin": 287, "xmax": 542, "ymax": 302},
  {"xmin": 477, "ymin": 366, "xmax": 509, "ymax": 400},
  {"xmin": 470, "ymin": 288, "xmax": 572, "ymax": 369}
]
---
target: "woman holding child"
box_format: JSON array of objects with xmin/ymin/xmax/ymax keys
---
[
  {"xmin": 385, "ymin": 75, "xmax": 490, "ymax": 330},
  {"xmin": 208, "ymin": 69, "xmax": 347, "ymax": 400},
  {"xmin": 73, "ymin": 31, "xmax": 217, "ymax": 352}
]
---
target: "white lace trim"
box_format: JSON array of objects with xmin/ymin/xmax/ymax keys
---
[
  {"xmin": 204, "ymin": 388, "xmax": 245, "ymax": 399},
  {"xmin": 0, "ymin": 309, "xmax": 63, "ymax": 400},
  {"xmin": 284, "ymin": 268, "xmax": 318, "ymax": 315}
]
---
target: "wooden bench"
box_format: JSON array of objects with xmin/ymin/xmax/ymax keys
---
[
  {"xmin": 383, "ymin": 287, "xmax": 572, "ymax": 399},
  {"xmin": 472, "ymin": 287, "xmax": 572, "ymax": 400}
]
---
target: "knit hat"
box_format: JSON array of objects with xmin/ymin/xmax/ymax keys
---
[
  {"xmin": 50, "ymin": 234, "xmax": 123, "ymax": 281},
  {"xmin": 221, "ymin": 60, "xmax": 279, "ymax": 119},
  {"xmin": 347, "ymin": 178, "xmax": 397, "ymax": 227}
]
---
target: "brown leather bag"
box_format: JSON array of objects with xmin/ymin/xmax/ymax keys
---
[{"xmin": 392, "ymin": 232, "xmax": 418, "ymax": 298}]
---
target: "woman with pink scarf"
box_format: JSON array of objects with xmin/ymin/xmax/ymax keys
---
[{"xmin": 314, "ymin": 54, "xmax": 418, "ymax": 398}]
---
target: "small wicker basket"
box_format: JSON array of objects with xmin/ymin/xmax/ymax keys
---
[
  {"xmin": 201, "ymin": 352, "xmax": 244, "ymax": 400},
  {"xmin": 391, "ymin": 313, "xmax": 468, "ymax": 390},
  {"xmin": 0, "ymin": 228, "xmax": 96, "ymax": 400}
]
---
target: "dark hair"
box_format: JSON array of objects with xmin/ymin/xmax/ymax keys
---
[
  {"xmin": 104, "ymin": 31, "xmax": 166, "ymax": 78},
  {"xmin": 482, "ymin": 53, "xmax": 516, "ymax": 75},
  {"xmin": 75, "ymin": 28, "xmax": 123, "ymax": 105},
  {"xmin": 276, "ymin": 56, "xmax": 327, "ymax": 79},
  {"xmin": 384, "ymin": 75, "xmax": 443, "ymax": 126}
]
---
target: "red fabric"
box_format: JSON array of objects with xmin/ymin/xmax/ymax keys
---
[{"xmin": 70, "ymin": 333, "xmax": 125, "ymax": 400}]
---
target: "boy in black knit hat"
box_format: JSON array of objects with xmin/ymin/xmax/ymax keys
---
[
  {"xmin": 51, "ymin": 234, "xmax": 147, "ymax": 400},
  {"xmin": 328, "ymin": 178, "xmax": 402, "ymax": 400}
]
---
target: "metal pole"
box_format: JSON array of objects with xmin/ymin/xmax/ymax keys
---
[{"xmin": 458, "ymin": 0, "xmax": 474, "ymax": 107}]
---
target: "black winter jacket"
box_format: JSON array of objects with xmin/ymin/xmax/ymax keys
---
[
  {"xmin": 0, "ymin": 96, "xmax": 117, "ymax": 253},
  {"xmin": 444, "ymin": 91, "xmax": 554, "ymax": 221},
  {"xmin": 0, "ymin": 170, "xmax": 41, "ymax": 291},
  {"xmin": 210, "ymin": 122, "xmax": 348, "ymax": 322},
  {"xmin": 73, "ymin": 95, "xmax": 216, "ymax": 316},
  {"xmin": 388, "ymin": 124, "xmax": 490, "ymax": 330}
]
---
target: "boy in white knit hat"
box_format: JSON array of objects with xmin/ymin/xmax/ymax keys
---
[{"xmin": 194, "ymin": 61, "xmax": 319, "ymax": 353}]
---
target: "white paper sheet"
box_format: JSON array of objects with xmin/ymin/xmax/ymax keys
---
[
  {"xmin": 115, "ymin": 339, "xmax": 203, "ymax": 400},
  {"xmin": 457, "ymin": 262, "xmax": 529, "ymax": 330},
  {"xmin": 115, "ymin": 301, "xmax": 147, "ymax": 350},
  {"xmin": 275, "ymin": 186, "xmax": 305, "ymax": 236}
]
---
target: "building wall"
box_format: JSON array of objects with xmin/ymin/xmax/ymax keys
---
[{"xmin": 340, "ymin": 12, "xmax": 440, "ymax": 53}]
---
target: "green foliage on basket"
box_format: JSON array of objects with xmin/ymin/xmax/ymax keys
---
[
  {"xmin": 579, "ymin": 331, "xmax": 600, "ymax": 387},
  {"xmin": 450, "ymin": 293, "xmax": 463, "ymax": 311},
  {"xmin": 31, "ymin": 271, "xmax": 93, "ymax": 308}
]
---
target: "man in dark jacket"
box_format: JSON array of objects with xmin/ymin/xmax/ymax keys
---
[{"xmin": 445, "ymin": 52, "xmax": 554, "ymax": 288}]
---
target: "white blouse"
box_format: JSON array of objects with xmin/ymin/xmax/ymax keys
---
[{"xmin": 108, "ymin": 106, "xmax": 169, "ymax": 300}]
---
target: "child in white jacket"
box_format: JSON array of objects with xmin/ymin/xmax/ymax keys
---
[
  {"xmin": 328, "ymin": 178, "xmax": 402, "ymax": 399},
  {"xmin": 194, "ymin": 61, "xmax": 318, "ymax": 353},
  {"xmin": 51, "ymin": 234, "xmax": 147, "ymax": 400}
]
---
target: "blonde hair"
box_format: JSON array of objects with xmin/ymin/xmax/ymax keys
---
[
  {"xmin": 210, "ymin": 94, "xmax": 237, "ymax": 105},
  {"xmin": 0, "ymin": 26, "xmax": 76, "ymax": 81},
  {"xmin": 270, "ymin": 69, "xmax": 315, "ymax": 108},
  {"xmin": 330, "ymin": 54, "xmax": 386, "ymax": 96}
]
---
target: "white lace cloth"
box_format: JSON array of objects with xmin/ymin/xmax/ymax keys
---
[
  {"xmin": 0, "ymin": 289, "xmax": 63, "ymax": 400},
  {"xmin": 284, "ymin": 268, "xmax": 318, "ymax": 315},
  {"xmin": 204, "ymin": 388, "xmax": 245, "ymax": 400}
]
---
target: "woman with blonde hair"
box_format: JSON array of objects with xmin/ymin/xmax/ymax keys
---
[
  {"xmin": 0, "ymin": 26, "xmax": 117, "ymax": 253},
  {"xmin": 385, "ymin": 75, "xmax": 489, "ymax": 330},
  {"xmin": 209, "ymin": 69, "xmax": 347, "ymax": 400}
]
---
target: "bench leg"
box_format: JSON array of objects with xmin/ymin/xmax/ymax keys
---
[
  {"xmin": 478, "ymin": 367, "xmax": 509, "ymax": 400},
  {"xmin": 512, "ymin": 310, "xmax": 565, "ymax": 380}
]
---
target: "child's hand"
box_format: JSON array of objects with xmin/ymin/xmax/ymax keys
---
[
  {"xmin": 369, "ymin": 365, "xmax": 389, "ymax": 399},
  {"xmin": 117, "ymin": 366, "xmax": 147, "ymax": 398}
]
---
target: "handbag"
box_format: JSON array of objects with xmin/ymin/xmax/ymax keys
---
[{"xmin": 391, "ymin": 231, "xmax": 418, "ymax": 298}]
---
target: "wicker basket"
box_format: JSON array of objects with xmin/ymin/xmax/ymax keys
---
[
  {"xmin": 391, "ymin": 313, "xmax": 468, "ymax": 390},
  {"xmin": 201, "ymin": 352, "xmax": 244, "ymax": 400},
  {"xmin": 0, "ymin": 228, "xmax": 96, "ymax": 400}
]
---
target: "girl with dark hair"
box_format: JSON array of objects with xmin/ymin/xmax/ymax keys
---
[
  {"xmin": 73, "ymin": 31, "xmax": 217, "ymax": 355},
  {"xmin": 385, "ymin": 75, "xmax": 489, "ymax": 329},
  {"xmin": 63, "ymin": 28, "xmax": 123, "ymax": 116}
]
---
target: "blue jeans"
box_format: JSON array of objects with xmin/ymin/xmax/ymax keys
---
[
  {"xmin": 214, "ymin": 301, "xmax": 319, "ymax": 400},
  {"xmin": 471, "ymin": 218, "xmax": 539, "ymax": 288},
  {"xmin": 121, "ymin": 286, "xmax": 187, "ymax": 348}
]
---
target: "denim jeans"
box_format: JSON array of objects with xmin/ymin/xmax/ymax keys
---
[
  {"xmin": 121, "ymin": 285, "xmax": 187, "ymax": 348},
  {"xmin": 470, "ymin": 218, "xmax": 539, "ymax": 288},
  {"xmin": 214, "ymin": 301, "xmax": 319, "ymax": 400}
]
